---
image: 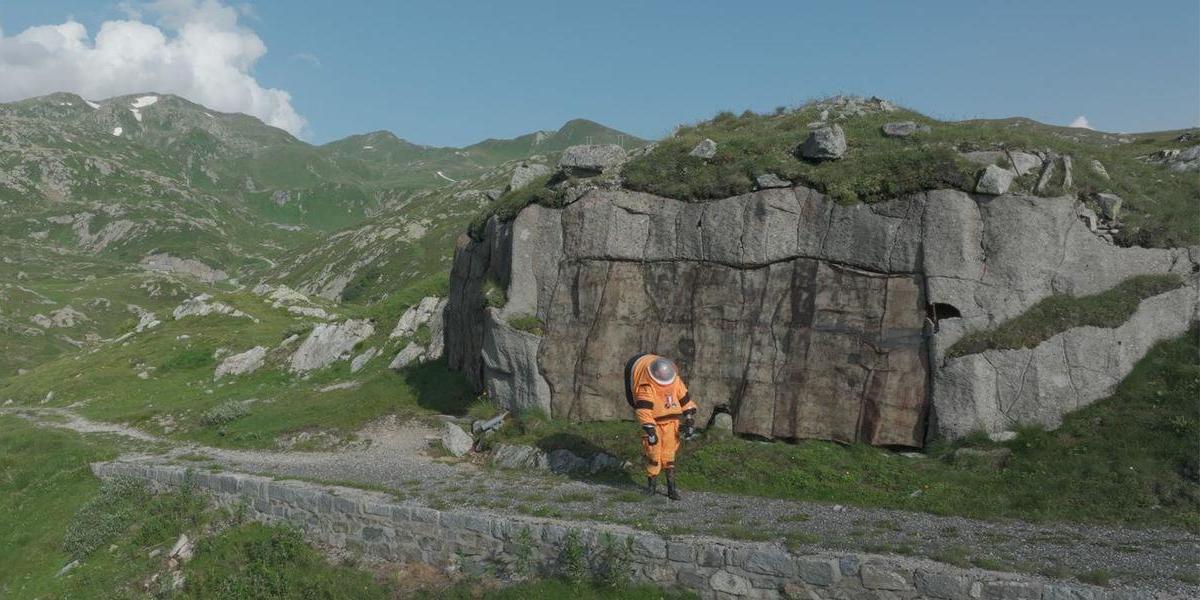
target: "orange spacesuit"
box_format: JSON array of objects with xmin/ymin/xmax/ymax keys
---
[{"xmin": 624, "ymin": 353, "xmax": 697, "ymax": 500}]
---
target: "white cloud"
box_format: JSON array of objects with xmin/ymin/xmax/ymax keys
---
[
  {"xmin": 0, "ymin": 0, "xmax": 306, "ymax": 136},
  {"xmin": 1068, "ymin": 115, "xmax": 1092, "ymax": 129}
]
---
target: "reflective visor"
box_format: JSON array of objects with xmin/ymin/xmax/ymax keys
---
[{"xmin": 649, "ymin": 357, "xmax": 677, "ymax": 386}]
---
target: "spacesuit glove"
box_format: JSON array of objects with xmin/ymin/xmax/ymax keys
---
[
  {"xmin": 642, "ymin": 424, "xmax": 658, "ymax": 445},
  {"xmin": 682, "ymin": 414, "xmax": 696, "ymax": 439}
]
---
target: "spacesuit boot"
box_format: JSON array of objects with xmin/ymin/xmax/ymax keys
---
[{"xmin": 666, "ymin": 468, "xmax": 680, "ymax": 501}]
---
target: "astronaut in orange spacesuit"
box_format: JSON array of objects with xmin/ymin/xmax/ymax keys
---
[{"xmin": 624, "ymin": 353, "xmax": 697, "ymax": 500}]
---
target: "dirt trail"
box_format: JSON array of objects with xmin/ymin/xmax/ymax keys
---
[{"xmin": 6, "ymin": 407, "xmax": 1198, "ymax": 595}]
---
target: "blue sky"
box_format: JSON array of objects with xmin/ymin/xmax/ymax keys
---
[{"xmin": 2, "ymin": 0, "xmax": 1197, "ymax": 145}]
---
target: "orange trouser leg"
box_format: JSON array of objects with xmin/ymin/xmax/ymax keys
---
[{"xmin": 642, "ymin": 420, "xmax": 680, "ymax": 477}]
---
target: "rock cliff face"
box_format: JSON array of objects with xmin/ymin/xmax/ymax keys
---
[{"xmin": 446, "ymin": 185, "xmax": 1197, "ymax": 447}]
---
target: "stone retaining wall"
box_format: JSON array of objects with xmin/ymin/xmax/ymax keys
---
[{"xmin": 91, "ymin": 461, "xmax": 1174, "ymax": 600}]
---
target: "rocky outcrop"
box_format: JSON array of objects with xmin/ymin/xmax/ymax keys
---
[
  {"xmin": 509, "ymin": 162, "xmax": 551, "ymax": 192},
  {"xmin": 172, "ymin": 294, "xmax": 254, "ymax": 321},
  {"xmin": 140, "ymin": 253, "xmax": 228, "ymax": 284},
  {"xmin": 214, "ymin": 346, "xmax": 267, "ymax": 379},
  {"xmin": 289, "ymin": 319, "xmax": 375, "ymax": 372},
  {"xmin": 1148, "ymin": 145, "xmax": 1200, "ymax": 172},
  {"xmin": 557, "ymin": 144, "xmax": 627, "ymax": 176},
  {"xmin": 386, "ymin": 297, "xmax": 447, "ymax": 369},
  {"xmin": 390, "ymin": 297, "xmax": 446, "ymax": 340},
  {"xmin": 446, "ymin": 185, "xmax": 1196, "ymax": 446},
  {"xmin": 932, "ymin": 281, "xmax": 1199, "ymax": 439}
]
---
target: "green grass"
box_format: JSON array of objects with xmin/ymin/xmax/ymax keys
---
[
  {"xmin": 0, "ymin": 415, "xmax": 118, "ymax": 598},
  {"xmin": 184, "ymin": 523, "xmax": 389, "ymax": 599},
  {"xmin": 497, "ymin": 328, "xmax": 1200, "ymax": 528},
  {"xmin": 623, "ymin": 106, "xmax": 969, "ymax": 204},
  {"xmin": 947, "ymin": 274, "xmax": 1185, "ymax": 357},
  {"xmin": 507, "ymin": 313, "xmax": 546, "ymax": 335}
]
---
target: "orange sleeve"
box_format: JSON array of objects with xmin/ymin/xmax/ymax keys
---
[
  {"xmin": 634, "ymin": 384, "xmax": 656, "ymax": 425},
  {"xmin": 677, "ymin": 380, "xmax": 696, "ymax": 417}
]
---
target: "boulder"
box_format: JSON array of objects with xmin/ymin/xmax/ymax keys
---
[
  {"xmin": 558, "ymin": 144, "xmax": 628, "ymax": 176},
  {"xmin": 389, "ymin": 342, "xmax": 425, "ymax": 370},
  {"xmin": 509, "ymin": 162, "xmax": 551, "ymax": 192},
  {"xmin": 881, "ymin": 121, "xmax": 931, "ymax": 137},
  {"xmin": 710, "ymin": 412, "xmax": 734, "ymax": 432},
  {"xmin": 688, "ymin": 138, "xmax": 718, "ymax": 159},
  {"xmin": 799, "ymin": 125, "xmax": 847, "ymax": 160},
  {"xmin": 548, "ymin": 449, "xmax": 589, "ymax": 474},
  {"xmin": 491, "ymin": 444, "xmax": 549, "ymax": 470},
  {"xmin": 440, "ymin": 422, "xmax": 474, "ymax": 457},
  {"xmin": 1092, "ymin": 192, "xmax": 1123, "ymax": 221},
  {"xmin": 288, "ymin": 319, "xmax": 374, "ymax": 372},
  {"xmin": 214, "ymin": 346, "xmax": 267, "ymax": 379},
  {"xmin": 975, "ymin": 164, "xmax": 1015, "ymax": 195},
  {"xmin": 1090, "ymin": 159, "xmax": 1110, "ymax": 179},
  {"xmin": 755, "ymin": 173, "xmax": 792, "ymax": 189},
  {"xmin": 588, "ymin": 452, "xmax": 625, "ymax": 474}
]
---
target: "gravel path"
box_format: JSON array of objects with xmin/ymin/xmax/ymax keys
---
[{"xmin": 8, "ymin": 407, "xmax": 1198, "ymax": 596}]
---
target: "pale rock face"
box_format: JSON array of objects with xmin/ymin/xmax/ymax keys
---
[
  {"xmin": 214, "ymin": 346, "xmax": 267, "ymax": 379},
  {"xmin": 508, "ymin": 162, "xmax": 552, "ymax": 192},
  {"xmin": 31, "ymin": 306, "xmax": 88, "ymax": 328},
  {"xmin": 390, "ymin": 297, "xmax": 446, "ymax": 338},
  {"xmin": 288, "ymin": 319, "xmax": 375, "ymax": 372},
  {"xmin": 350, "ymin": 347, "xmax": 378, "ymax": 373},
  {"xmin": 755, "ymin": 173, "xmax": 792, "ymax": 189},
  {"xmin": 140, "ymin": 254, "xmax": 228, "ymax": 284},
  {"xmin": 388, "ymin": 342, "xmax": 426, "ymax": 370},
  {"xmin": 267, "ymin": 285, "xmax": 312, "ymax": 307},
  {"xmin": 172, "ymin": 294, "xmax": 254, "ymax": 321},
  {"xmin": 446, "ymin": 184, "xmax": 1197, "ymax": 447},
  {"xmin": 932, "ymin": 281, "xmax": 1199, "ymax": 438}
]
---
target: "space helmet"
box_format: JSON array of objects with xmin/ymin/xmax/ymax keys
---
[{"xmin": 649, "ymin": 357, "xmax": 678, "ymax": 386}]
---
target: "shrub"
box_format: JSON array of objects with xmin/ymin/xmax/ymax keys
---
[
  {"xmin": 482, "ymin": 278, "xmax": 507, "ymax": 308},
  {"xmin": 63, "ymin": 476, "xmax": 149, "ymax": 557},
  {"xmin": 200, "ymin": 401, "xmax": 251, "ymax": 427}
]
